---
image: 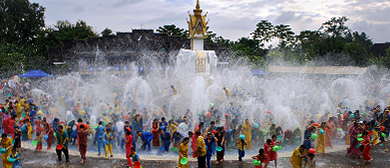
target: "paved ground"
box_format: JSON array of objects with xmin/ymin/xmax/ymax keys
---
[{"xmin": 16, "ymin": 139, "xmax": 390, "ymax": 168}]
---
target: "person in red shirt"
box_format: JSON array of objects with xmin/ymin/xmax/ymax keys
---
[
  {"xmin": 269, "ymin": 135, "xmax": 279, "ymax": 168},
  {"xmin": 4, "ymin": 115, "xmax": 16, "ymax": 138},
  {"xmin": 76, "ymin": 118, "xmax": 88, "ymax": 149},
  {"xmin": 151, "ymin": 119, "xmax": 160, "ymax": 147},
  {"xmin": 125, "ymin": 127, "xmax": 133, "ymax": 168},
  {"xmin": 35, "ymin": 117, "xmax": 43, "ymax": 135},
  {"xmin": 263, "ymin": 139, "xmax": 272, "ymax": 167},
  {"xmin": 362, "ymin": 131, "xmax": 373, "ymax": 162},
  {"xmin": 252, "ymin": 148, "xmax": 268, "ymax": 168},
  {"xmin": 42, "ymin": 119, "xmax": 54, "ymax": 150},
  {"xmin": 78, "ymin": 124, "xmax": 88, "ymax": 164}
]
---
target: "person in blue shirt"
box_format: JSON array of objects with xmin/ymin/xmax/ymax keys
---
[
  {"xmin": 173, "ymin": 131, "xmax": 184, "ymax": 148},
  {"xmin": 51, "ymin": 118, "xmax": 60, "ymax": 132},
  {"xmin": 159, "ymin": 117, "xmax": 168, "ymax": 131},
  {"xmin": 70, "ymin": 128, "xmax": 78, "ymax": 145},
  {"xmin": 225, "ymin": 129, "xmax": 236, "ymax": 147},
  {"xmin": 205, "ymin": 133, "xmax": 217, "ymax": 168},
  {"xmin": 9, "ymin": 147, "xmax": 20, "ymax": 168},
  {"xmin": 130, "ymin": 147, "xmax": 142, "ymax": 168},
  {"xmin": 303, "ymin": 122, "xmax": 316, "ymax": 162},
  {"xmin": 95, "ymin": 121, "xmax": 105, "ymax": 156},
  {"xmin": 160, "ymin": 129, "xmax": 171, "ymax": 153},
  {"xmin": 137, "ymin": 131, "xmax": 154, "ymax": 151},
  {"xmin": 20, "ymin": 120, "xmax": 28, "ymax": 141},
  {"xmin": 112, "ymin": 121, "xmax": 121, "ymax": 147}
]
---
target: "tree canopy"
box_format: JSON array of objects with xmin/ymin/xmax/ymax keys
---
[
  {"xmin": 156, "ymin": 24, "xmax": 188, "ymax": 38},
  {"xmin": 0, "ymin": 0, "xmax": 45, "ymax": 46}
]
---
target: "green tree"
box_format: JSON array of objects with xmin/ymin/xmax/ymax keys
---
[
  {"xmin": 53, "ymin": 20, "xmax": 95, "ymax": 42},
  {"xmin": 273, "ymin": 24, "xmax": 296, "ymax": 48},
  {"xmin": 101, "ymin": 28, "xmax": 113, "ymax": 36},
  {"xmin": 0, "ymin": 42, "xmax": 46, "ymax": 77},
  {"xmin": 0, "ymin": 0, "xmax": 45, "ymax": 46},
  {"xmin": 387, "ymin": 47, "xmax": 390, "ymax": 57},
  {"xmin": 319, "ymin": 16, "xmax": 350, "ymax": 38},
  {"xmin": 214, "ymin": 36, "xmax": 231, "ymax": 48},
  {"xmin": 230, "ymin": 37, "xmax": 267, "ymax": 65},
  {"xmin": 251, "ymin": 20, "xmax": 274, "ymax": 47},
  {"xmin": 37, "ymin": 20, "xmax": 96, "ymax": 49},
  {"xmin": 156, "ymin": 24, "xmax": 187, "ymax": 38},
  {"xmin": 204, "ymin": 26, "xmax": 217, "ymax": 44}
]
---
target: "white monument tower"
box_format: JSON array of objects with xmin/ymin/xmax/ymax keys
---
[{"xmin": 175, "ymin": 0, "xmax": 217, "ymax": 76}]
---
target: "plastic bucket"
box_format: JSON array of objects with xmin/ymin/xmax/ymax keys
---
[
  {"xmin": 56, "ymin": 144, "xmax": 63, "ymax": 150},
  {"xmin": 32, "ymin": 140, "xmax": 37, "ymax": 146},
  {"xmin": 180, "ymin": 157, "xmax": 188, "ymax": 165},
  {"xmin": 216, "ymin": 146, "xmax": 223, "ymax": 152}
]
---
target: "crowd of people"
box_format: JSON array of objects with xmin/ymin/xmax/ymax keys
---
[{"xmin": 0, "ymin": 82, "xmax": 389, "ymax": 168}]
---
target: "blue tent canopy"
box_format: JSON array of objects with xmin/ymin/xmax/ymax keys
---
[
  {"xmin": 18, "ymin": 70, "xmax": 53, "ymax": 78},
  {"xmin": 251, "ymin": 69, "xmax": 268, "ymax": 76}
]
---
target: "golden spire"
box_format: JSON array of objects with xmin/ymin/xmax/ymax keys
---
[
  {"xmin": 193, "ymin": 0, "xmax": 202, "ymax": 15},
  {"xmin": 196, "ymin": 0, "xmax": 200, "ymax": 10},
  {"xmin": 187, "ymin": 0, "xmax": 209, "ymax": 40}
]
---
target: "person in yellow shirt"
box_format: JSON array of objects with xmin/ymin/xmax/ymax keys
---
[
  {"xmin": 78, "ymin": 110, "xmax": 85, "ymax": 118},
  {"xmin": 15, "ymin": 101, "xmax": 22, "ymax": 120},
  {"xmin": 114, "ymin": 104, "xmax": 120, "ymax": 114},
  {"xmin": 223, "ymin": 87, "xmax": 231, "ymax": 99},
  {"xmin": 23, "ymin": 101, "xmax": 29, "ymax": 112},
  {"xmin": 177, "ymin": 137, "xmax": 190, "ymax": 168},
  {"xmin": 171, "ymin": 85, "xmax": 178, "ymax": 95},
  {"xmin": 291, "ymin": 145, "xmax": 308, "ymax": 168},
  {"xmin": 102, "ymin": 113, "xmax": 110, "ymax": 125},
  {"xmin": 242, "ymin": 119, "xmax": 252, "ymax": 149},
  {"xmin": 27, "ymin": 119, "xmax": 33, "ymax": 140},
  {"xmin": 169, "ymin": 120, "xmax": 177, "ymax": 134},
  {"xmin": 315, "ymin": 122, "xmax": 328, "ymax": 153},
  {"xmin": 195, "ymin": 131, "xmax": 206, "ymax": 168},
  {"xmin": 20, "ymin": 97, "xmax": 25, "ymax": 106},
  {"xmin": 1, "ymin": 133, "xmax": 13, "ymax": 168},
  {"xmin": 104, "ymin": 128, "xmax": 114, "ymax": 159}
]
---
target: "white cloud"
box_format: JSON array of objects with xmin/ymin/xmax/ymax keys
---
[{"xmin": 32, "ymin": 0, "xmax": 390, "ymax": 42}]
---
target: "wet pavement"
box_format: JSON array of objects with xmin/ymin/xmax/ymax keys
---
[{"xmin": 18, "ymin": 142, "xmax": 390, "ymax": 168}]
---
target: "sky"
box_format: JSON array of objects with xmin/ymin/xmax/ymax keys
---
[{"xmin": 32, "ymin": 0, "xmax": 390, "ymax": 43}]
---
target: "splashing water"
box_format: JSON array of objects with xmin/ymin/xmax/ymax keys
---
[{"xmin": 27, "ymin": 49, "xmax": 390, "ymax": 154}]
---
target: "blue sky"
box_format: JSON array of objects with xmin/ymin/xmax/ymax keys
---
[{"xmin": 33, "ymin": 0, "xmax": 390, "ymax": 43}]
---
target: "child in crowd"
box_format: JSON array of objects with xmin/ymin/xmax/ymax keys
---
[
  {"xmin": 104, "ymin": 128, "xmax": 114, "ymax": 159},
  {"xmin": 251, "ymin": 148, "xmax": 268, "ymax": 168},
  {"xmin": 236, "ymin": 134, "xmax": 247, "ymax": 163},
  {"xmin": 362, "ymin": 131, "xmax": 373, "ymax": 162},
  {"xmin": 269, "ymin": 135, "xmax": 279, "ymax": 168},
  {"xmin": 263, "ymin": 139, "xmax": 273, "ymax": 168},
  {"xmin": 36, "ymin": 132, "xmax": 43, "ymax": 151},
  {"xmin": 130, "ymin": 147, "xmax": 142, "ymax": 168},
  {"xmin": 9, "ymin": 147, "xmax": 21, "ymax": 168},
  {"xmin": 13, "ymin": 127, "xmax": 21, "ymax": 152}
]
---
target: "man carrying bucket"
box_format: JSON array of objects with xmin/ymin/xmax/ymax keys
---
[{"xmin": 55, "ymin": 125, "xmax": 69, "ymax": 164}]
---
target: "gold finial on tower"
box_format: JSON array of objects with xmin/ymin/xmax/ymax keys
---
[
  {"xmin": 196, "ymin": 0, "xmax": 200, "ymax": 10},
  {"xmin": 187, "ymin": 0, "xmax": 209, "ymax": 40}
]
